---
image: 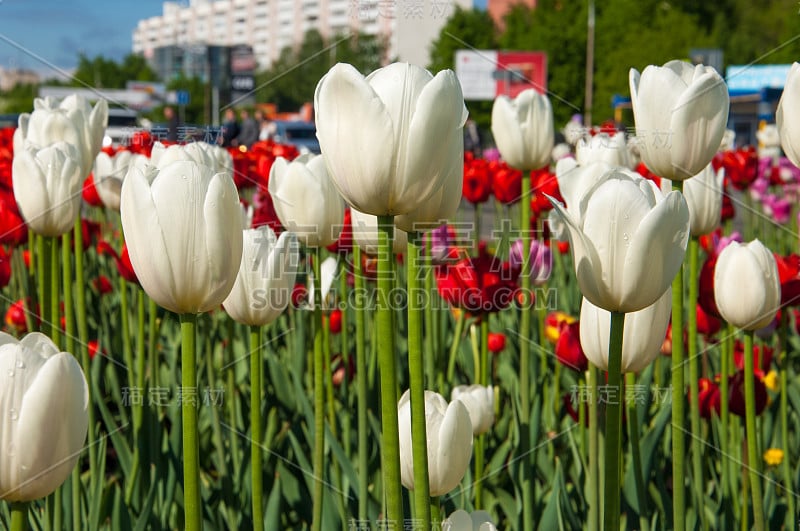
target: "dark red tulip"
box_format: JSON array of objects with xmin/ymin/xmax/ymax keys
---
[
  {"xmin": 696, "ymin": 303, "xmax": 722, "ymax": 337},
  {"xmin": 720, "ymin": 183, "xmax": 735, "ymax": 222},
  {"xmin": 251, "ymin": 185, "xmax": 283, "ymax": 234},
  {"xmin": 636, "ymin": 162, "xmax": 661, "ymax": 188},
  {"xmin": 727, "ymin": 370, "xmax": 768, "ymax": 417},
  {"xmin": 555, "ymin": 321, "xmax": 588, "ymax": 372},
  {"xmin": 487, "ymin": 332, "xmax": 506, "ymax": 354},
  {"xmin": 435, "ymin": 246, "xmax": 518, "ymax": 314},
  {"xmin": 326, "ymin": 208, "xmax": 353, "ymax": 254},
  {"xmin": 0, "ymin": 190, "xmax": 28, "ymax": 246},
  {"xmin": 5, "ymin": 298, "xmax": 38, "ymax": 333},
  {"xmin": 717, "ymin": 147, "xmax": 758, "ymax": 191},
  {"xmin": 698, "ymin": 254, "xmax": 722, "ymax": 320},
  {"xmin": 463, "ymin": 158, "xmax": 492, "ymax": 204},
  {"xmin": 530, "ymin": 168, "xmax": 561, "ymax": 216},
  {"xmin": 88, "ymin": 339, "xmax": 103, "ymax": 360},
  {"xmin": 0, "ymin": 246, "xmax": 11, "ymax": 289},
  {"xmin": 291, "ymin": 282, "xmax": 308, "ymax": 308}
]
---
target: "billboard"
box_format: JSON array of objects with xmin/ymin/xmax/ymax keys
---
[{"xmin": 455, "ymin": 50, "xmax": 547, "ymax": 100}]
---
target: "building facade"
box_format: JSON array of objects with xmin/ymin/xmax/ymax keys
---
[{"xmin": 132, "ymin": 0, "xmax": 470, "ymax": 72}]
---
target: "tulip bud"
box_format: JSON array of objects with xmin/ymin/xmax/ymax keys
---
[
  {"xmin": 398, "ymin": 389, "xmax": 473, "ymax": 496},
  {"xmin": 315, "ymin": 62, "xmax": 468, "ymax": 216},
  {"xmin": 664, "ymin": 164, "xmax": 724, "ymax": 237},
  {"xmin": 629, "ymin": 60, "xmax": 729, "ymax": 181},
  {"xmin": 451, "ymin": 384, "xmax": 495, "ymax": 435},
  {"xmin": 93, "ymin": 151, "xmax": 147, "ymax": 211},
  {"xmin": 777, "ymin": 62, "xmax": 800, "ymax": 169},
  {"xmin": 576, "ymin": 132, "xmax": 630, "ymax": 168},
  {"xmin": 508, "ymin": 238, "xmax": 552, "ymax": 285},
  {"xmin": 223, "ymin": 227, "xmax": 299, "ymax": 326},
  {"xmin": 491, "ymin": 89, "xmax": 554, "ymax": 171},
  {"xmin": 268, "ymin": 154, "xmax": 344, "ymax": 247},
  {"xmin": 713, "ymin": 240, "xmax": 780, "ymax": 331},
  {"xmin": 550, "ymin": 167, "xmax": 689, "ymax": 313},
  {"xmin": 13, "ymin": 141, "xmax": 83, "ymax": 237},
  {"xmin": 120, "ymin": 159, "xmax": 243, "ymax": 315},
  {"xmin": 0, "ymin": 332, "xmax": 88, "ymax": 502},
  {"xmin": 579, "ymin": 289, "xmax": 672, "ymax": 374}
]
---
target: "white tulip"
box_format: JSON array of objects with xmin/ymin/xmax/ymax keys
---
[
  {"xmin": 12, "ymin": 141, "xmax": 83, "ymax": 237},
  {"xmin": 315, "ymin": 62, "xmax": 468, "ymax": 216},
  {"xmin": 93, "ymin": 151, "xmax": 148, "ymax": 211},
  {"xmin": 680, "ymin": 164, "xmax": 724, "ymax": 237},
  {"xmin": 576, "ymin": 132, "xmax": 630, "ymax": 168},
  {"xmin": 777, "ymin": 62, "xmax": 800, "ymax": 169},
  {"xmin": 443, "ymin": 509, "xmax": 498, "ymax": 531},
  {"xmin": 268, "ymin": 154, "xmax": 345, "ymax": 247},
  {"xmin": 491, "ymin": 89, "xmax": 554, "ymax": 170},
  {"xmin": 451, "ymin": 384, "xmax": 495, "ymax": 435},
  {"xmin": 223, "ymin": 227, "xmax": 299, "ymax": 326},
  {"xmin": 714, "ymin": 240, "xmax": 780, "ymax": 331},
  {"xmin": 0, "ymin": 332, "xmax": 88, "ymax": 502},
  {"xmin": 398, "ymin": 389, "xmax": 473, "ymax": 497},
  {"xmin": 629, "ymin": 60, "xmax": 729, "ymax": 181},
  {"xmin": 579, "ymin": 289, "xmax": 671, "ymax": 373},
  {"xmin": 350, "ymin": 208, "xmax": 408, "ymax": 254},
  {"xmin": 120, "ymin": 159, "xmax": 243, "ymax": 315}
]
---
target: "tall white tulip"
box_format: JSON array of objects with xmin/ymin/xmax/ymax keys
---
[
  {"xmin": 120, "ymin": 159, "xmax": 243, "ymax": 315},
  {"xmin": 451, "ymin": 384, "xmax": 495, "ymax": 435},
  {"xmin": 547, "ymin": 159, "xmax": 613, "ymax": 242},
  {"xmin": 150, "ymin": 141, "xmax": 216, "ymax": 170},
  {"xmin": 629, "ymin": 60, "xmax": 729, "ymax": 181},
  {"xmin": 0, "ymin": 332, "xmax": 88, "ymax": 502},
  {"xmin": 94, "ymin": 151, "xmax": 149, "ymax": 211},
  {"xmin": 549, "ymin": 167, "xmax": 690, "ymax": 313},
  {"xmin": 315, "ymin": 62, "xmax": 468, "ymax": 216},
  {"xmin": 664, "ymin": 164, "xmax": 724, "ymax": 237},
  {"xmin": 714, "ymin": 240, "xmax": 780, "ymax": 331},
  {"xmin": 12, "ymin": 141, "xmax": 83, "ymax": 237},
  {"xmin": 579, "ymin": 289, "xmax": 672, "ymax": 373},
  {"xmin": 398, "ymin": 389, "xmax": 473, "ymax": 496},
  {"xmin": 223, "ymin": 227, "xmax": 299, "ymax": 326},
  {"xmin": 576, "ymin": 132, "xmax": 630, "ymax": 168},
  {"xmin": 14, "ymin": 95, "xmax": 107, "ymax": 178},
  {"xmin": 777, "ymin": 62, "xmax": 800, "ymax": 168},
  {"xmin": 491, "ymin": 89, "xmax": 554, "ymax": 170},
  {"xmin": 268, "ymin": 154, "xmax": 344, "ymax": 247}
]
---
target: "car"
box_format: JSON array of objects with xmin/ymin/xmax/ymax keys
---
[
  {"xmin": 103, "ymin": 108, "xmax": 140, "ymax": 147},
  {"xmin": 0, "ymin": 114, "xmax": 20, "ymax": 128},
  {"xmin": 271, "ymin": 120, "xmax": 320, "ymax": 154}
]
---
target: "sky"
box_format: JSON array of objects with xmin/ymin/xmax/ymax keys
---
[{"xmin": 0, "ymin": 0, "xmax": 165, "ymax": 79}]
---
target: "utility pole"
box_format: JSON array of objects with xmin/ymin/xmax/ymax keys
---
[{"xmin": 584, "ymin": 0, "xmax": 595, "ymax": 128}]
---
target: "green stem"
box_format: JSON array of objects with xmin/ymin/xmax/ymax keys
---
[
  {"xmin": 120, "ymin": 277, "xmax": 134, "ymax": 393},
  {"xmin": 180, "ymin": 312, "xmax": 202, "ymax": 531},
  {"xmin": 743, "ymin": 330, "xmax": 765, "ymax": 531},
  {"xmin": 311, "ymin": 248, "xmax": 325, "ymax": 531},
  {"xmin": 587, "ymin": 364, "xmax": 599, "ymax": 531},
  {"xmin": 49, "ymin": 236, "xmax": 60, "ymax": 346},
  {"xmin": 780, "ymin": 313, "xmax": 796, "ymax": 531},
  {"xmin": 474, "ymin": 317, "xmax": 488, "ymax": 509},
  {"xmin": 377, "ymin": 214, "xmax": 402, "ymax": 525},
  {"xmin": 519, "ymin": 173, "xmax": 533, "ymax": 531},
  {"xmin": 353, "ymin": 244, "xmax": 369, "ymax": 523},
  {"xmin": 687, "ymin": 237, "xmax": 705, "ymax": 530},
  {"xmin": 602, "ymin": 311, "xmax": 625, "ymax": 531},
  {"xmin": 406, "ymin": 232, "xmax": 431, "ymax": 529},
  {"xmin": 73, "ymin": 218, "xmax": 97, "ymax": 489},
  {"xmin": 626, "ymin": 372, "xmax": 649, "ymax": 531},
  {"xmin": 720, "ymin": 321, "xmax": 732, "ymax": 527},
  {"xmin": 62, "ymin": 230, "xmax": 81, "ymax": 531},
  {"xmin": 446, "ymin": 311, "xmax": 466, "ymax": 382},
  {"xmin": 37, "ymin": 235, "xmax": 50, "ymax": 336},
  {"xmin": 671, "ymin": 181, "xmax": 685, "ymax": 531},
  {"xmin": 424, "ymin": 235, "xmax": 436, "ymax": 388},
  {"xmin": 10, "ymin": 502, "xmax": 27, "ymax": 531},
  {"xmin": 250, "ymin": 325, "xmax": 264, "ymax": 527}
]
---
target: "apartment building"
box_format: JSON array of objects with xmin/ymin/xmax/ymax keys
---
[{"xmin": 132, "ymin": 0, "xmax": 470, "ymax": 72}]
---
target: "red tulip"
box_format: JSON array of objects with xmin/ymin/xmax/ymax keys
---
[
  {"xmin": 328, "ymin": 308, "xmax": 342, "ymax": 334},
  {"xmin": 435, "ymin": 246, "xmax": 518, "ymax": 314},
  {"xmin": 555, "ymin": 321, "xmax": 588, "ymax": 372},
  {"xmin": 97, "ymin": 241, "xmax": 139, "ymax": 285},
  {"xmin": 492, "ymin": 162, "xmax": 523, "ymax": 205},
  {"xmin": 326, "ymin": 208, "xmax": 353, "ymax": 254},
  {"xmin": 698, "ymin": 254, "xmax": 722, "ymax": 320},
  {"xmin": 5, "ymin": 298, "xmax": 38, "ymax": 333},
  {"xmin": 695, "ymin": 377, "xmax": 720, "ymax": 419},
  {"xmin": 291, "ymin": 282, "xmax": 309, "ymax": 308},
  {"xmin": 530, "ymin": 168, "xmax": 561, "ymax": 216},
  {"xmin": 717, "ymin": 147, "xmax": 758, "ymax": 191},
  {"xmin": 251, "ymin": 185, "xmax": 283, "ymax": 234},
  {"xmin": 720, "ymin": 183, "xmax": 735, "ymax": 222},
  {"xmin": 92, "ymin": 275, "xmax": 114, "ymax": 295},
  {"xmin": 544, "ymin": 311, "xmax": 577, "ymax": 343},
  {"xmin": 733, "ymin": 340, "xmax": 773, "ymax": 374},
  {"xmin": 775, "ymin": 253, "xmax": 800, "ymax": 306},
  {"xmin": 487, "ymin": 332, "xmax": 506, "ymax": 354},
  {"xmin": 636, "ymin": 162, "xmax": 661, "ymax": 188},
  {"xmin": 463, "ymin": 158, "xmax": 492, "ymax": 204},
  {"xmin": 82, "ymin": 174, "xmax": 104, "ymax": 207},
  {"xmin": 696, "ymin": 303, "xmax": 722, "ymax": 336},
  {"xmin": 88, "ymin": 339, "xmax": 103, "ymax": 360},
  {"xmin": 0, "ymin": 246, "xmax": 10, "ymax": 289},
  {"xmin": 0, "ymin": 190, "xmax": 28, "ymax": 246}
]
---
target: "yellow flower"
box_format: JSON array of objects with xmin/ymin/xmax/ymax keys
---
[
  {"xmin": 763, "ymin": 448, "xmax": 784, "ymax": 467},
  {"xmin": 762, "ymin": 370, "xmax": 779, "ymax": 392}
]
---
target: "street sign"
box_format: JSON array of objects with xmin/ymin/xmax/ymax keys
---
[
  {"xmin": 231, "ymin": 75, "xmax": 255, "ymax": 92},
  {"xmin": 176, "ymin": 90, "xmax": 190, "ymax": 105},
  {"xmin": 455, "ymin": 50, "xmax": 547, "ymax": 101}
]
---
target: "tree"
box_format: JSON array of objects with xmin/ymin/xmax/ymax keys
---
[{"xmin": 71, "ymin": 53, "xmax": 158, "ymax": 89}]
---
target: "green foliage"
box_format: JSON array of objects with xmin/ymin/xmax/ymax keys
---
[
  {"xmin": 256, "ymin": 30, "xmax": 387, "ymax": 113},
  {"xmin": 0, "ymin": 83, "xmax": 39, "ymax": 113},
  {"xmin": 71, "ymin": 53, "xmax": 158, "ymax": 89}
]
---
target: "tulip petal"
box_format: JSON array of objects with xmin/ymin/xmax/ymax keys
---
[
  {"xmin": 777, "ymin": 63, "xmax": 800, "ymax": 168},
  {"xmin": 670, "ymin": 71, "xmax": 729, "ymax": 179},
  {"xmin": 430, "ymin": 398, "xmax": 472, "ymax": 496},
  {"xmin": 622, "ymin": 190, "xmax": 689, "ymax": 312},
  {"xmin": 314, "ymin": 63, "xmax": 395, "ymax": 215}
]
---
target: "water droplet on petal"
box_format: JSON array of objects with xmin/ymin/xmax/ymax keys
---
[
  {"xmin": 16, "ymin": 360, "xmax": 24, "ymax": 369},
  {"xmin": 9, "ymin": 409, "xmax": 18, "ymax": 421},
  {"xmin": 7, "ymin": 370, "xmax": 14, "ymax": 377}
]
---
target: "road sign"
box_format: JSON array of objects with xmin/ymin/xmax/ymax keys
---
[{"xmin": 176, "ymin": 90, "xmax": 190, "ymax": 106}]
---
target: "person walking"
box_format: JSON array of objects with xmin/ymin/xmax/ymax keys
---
[
  {"xmin": 220, "ymin": 108, "xmax": 240, "ymax": 147},
  {"xmin": 237, "ymin": 109, "xmax": 259, "ymax": 148}
]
